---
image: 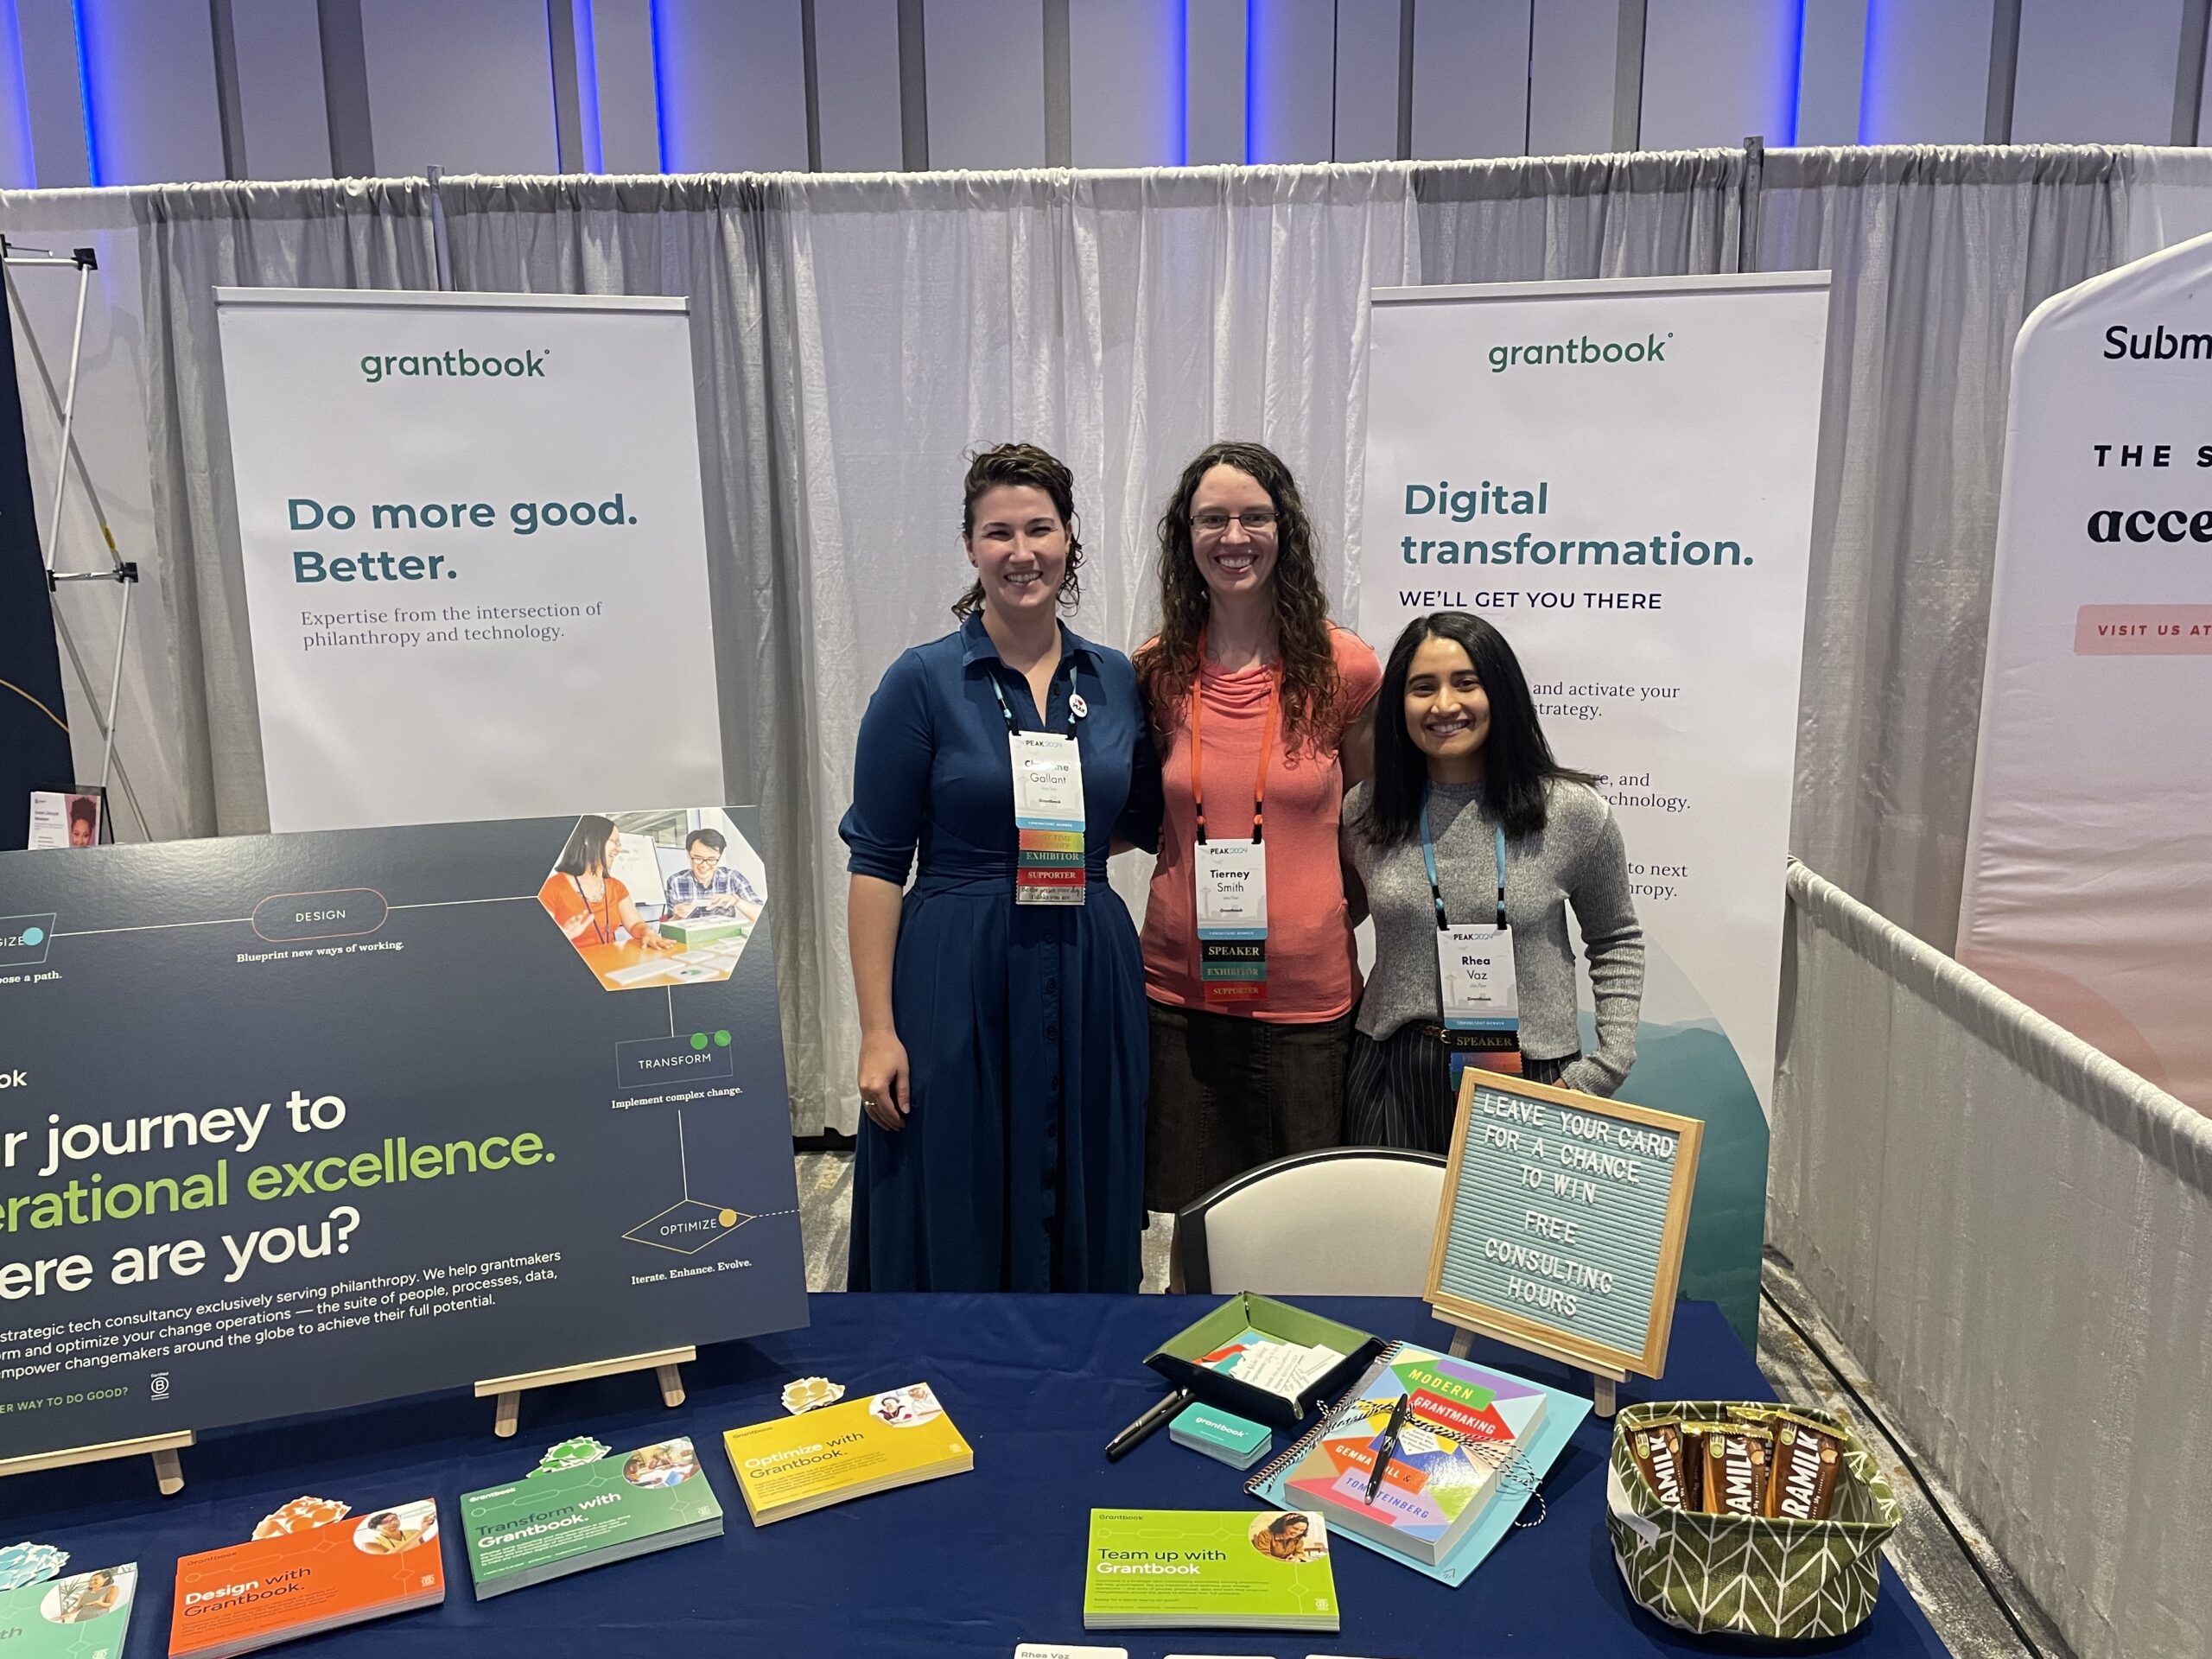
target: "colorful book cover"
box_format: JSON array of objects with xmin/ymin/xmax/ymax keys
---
[
  {"xmin": 1280, "ymin": 1346, "xmax": 1546, "ymax": 1567},
  {"xmin": 0, "ymin": 1564, "xmax": 137, "ymax": 1659},
  {"xmin": 170, "ymin": 1502, "xmax": 442, "ymax": 1657},
  {"xmin": 461, "ymin": 1436, "xmax": 721, "ymax": 1599},
  {"xmin": 722, "ymin": 1383, "xmax": 972, "ymax": 1524},
  {"xmin": 1082, "ymin": 1510, "xmax": 1338, "ymax": 1632}
]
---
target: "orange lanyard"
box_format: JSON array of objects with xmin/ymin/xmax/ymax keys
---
[{"xmin": 1189, "ymin": 644, "xmax": 1279, "ymax": 846}]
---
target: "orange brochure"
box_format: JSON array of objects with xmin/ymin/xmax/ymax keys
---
[{"xmin": 169, "ymin": 1500, "xmax": 443, "ymax": 1658}]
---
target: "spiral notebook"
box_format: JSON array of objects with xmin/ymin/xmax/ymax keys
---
[{"xmin": 1243, "ymin": 1339, "xmax": 1590, "ymax": 1586}]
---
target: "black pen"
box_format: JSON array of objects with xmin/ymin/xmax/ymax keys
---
[
  {"xmin": 1105, "ymin": 1386, "xmax": 1192, "ymax": 1462},
  {"xmin": 1363, "ymin": 1394, "xmax": 1412, "ymax": 1505}
]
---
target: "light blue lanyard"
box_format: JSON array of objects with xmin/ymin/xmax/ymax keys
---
[{"xmin": 1420, "ymin": 785, "xmax": 1508, "ymax": 931}]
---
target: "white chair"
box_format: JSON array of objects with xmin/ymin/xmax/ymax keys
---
[{"xmin": 1171, "ymin": 1148, "xmax": 1448, "ymax": 1296}]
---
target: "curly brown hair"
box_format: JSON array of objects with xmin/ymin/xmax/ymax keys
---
[
  {"xmin": 1135, "ymin": 441, "xmax": 1343, "ymax": 753},
  {"xmin": 950, "ymin": 442, "xmax": 1084, "ymax": 619}
]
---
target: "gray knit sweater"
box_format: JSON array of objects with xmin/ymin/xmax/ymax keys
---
[{"xmin": 1342, "ymin": 778, "xmax": 1644, "ymax": 1096}]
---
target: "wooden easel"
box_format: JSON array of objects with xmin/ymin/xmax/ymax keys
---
[
  {"xmin": 1439, "ymin": 1314, "xmax": 1626, "ymax": 1418},
  {"xmin": 1422, "ymin": 1071, "xmax": 1706, "ymax": 1426},
  {"xmin": 0, "ymin": 1429, "xmax": 194, "ymax": 1496},
  {"xmin": 474, "ymin": 1346, "xmax": 695, "ymax": 1438}
]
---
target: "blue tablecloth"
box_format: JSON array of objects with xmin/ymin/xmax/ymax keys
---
[{"xmin": 16, "ymin": 1294, "xmax": 1949, "ymax": 1656}]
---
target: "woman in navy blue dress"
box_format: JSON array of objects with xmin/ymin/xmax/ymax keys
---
[{"xmin": 840, "ymin": 443, "xmax": 1162, "ymax": 1291}]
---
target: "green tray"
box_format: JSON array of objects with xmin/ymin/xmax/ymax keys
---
[{"xmin": 1144, "ymin": 1292, "xmax": 1382, "ymax": 1428}]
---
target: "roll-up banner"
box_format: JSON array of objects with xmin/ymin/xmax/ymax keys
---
[
  {"xmin": 214, "ymin": 289, "xmax": 724, "ymax": 833},
  {"xmin": 1359, "ymin": 273, "xmax": 1831, "ymax": 1338},
  {"xmin": 1961, "ymin": 233, "xmax": 2212, "ymax": 1113}
]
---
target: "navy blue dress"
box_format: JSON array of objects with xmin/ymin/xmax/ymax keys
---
[{"xmin": 840, "ymin": 613, "xmax": 1162, "ymax": 1292}]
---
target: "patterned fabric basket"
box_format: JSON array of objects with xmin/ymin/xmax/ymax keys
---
[{"xmin": 1607, "ymin": 1400, "xmax": 1901, "ymax": 1640}]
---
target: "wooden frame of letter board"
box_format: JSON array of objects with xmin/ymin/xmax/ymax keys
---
[{"xmin": 1423, "ymin": 1068, "xmax": 1701, "ymax": 1382}]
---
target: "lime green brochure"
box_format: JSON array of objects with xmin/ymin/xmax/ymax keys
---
[
  {"xmin": 461, "ymin": 1436, "xmax": 722, "ymax": 1599},
  {"xmin": 1082, "ymin": 1510, "xmax": 1338, "ymax": 1632},
  {"xmin": 0, "ymin": 1563, "xmax": 137, "ymax": 1658}
]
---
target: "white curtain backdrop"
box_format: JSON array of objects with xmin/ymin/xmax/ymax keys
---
[
  {"xmin": 0, "ymin": 145, "xmax": 2197, "ymax": 1134},
  {"xmin": 772, "ymin": 166, "xmax": 1416, "ymax": 1134}
]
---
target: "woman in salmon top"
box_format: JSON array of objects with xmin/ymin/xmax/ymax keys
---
[
  {"xmin": 1136, "ymin": 442, "xmax": 1380, "ymax": 1215},
  {"xmin": 537, "ymin": 814, "xmax": 678, "ymax": 955}
]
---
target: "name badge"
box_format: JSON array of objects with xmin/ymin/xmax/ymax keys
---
[
  {"xmin": 1011, "ymin": 732, "xmax": 1085, "ymax": 906},
  {"xmin": 1195, "ymin": 838, "xmax": 1267, "ymax": 1003},
  {"xmin": 1438, "ymin": 923, "xmax": 1518, "ymax": 1089}
]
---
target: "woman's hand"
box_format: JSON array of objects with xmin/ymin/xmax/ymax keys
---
[
  {"xmin": 857, "ymin": 1031, "xmax": 912, "ymax": 1131},
  {"xmin": 640, "ymin": 928, "xmax": 683, "ymax": 953}
]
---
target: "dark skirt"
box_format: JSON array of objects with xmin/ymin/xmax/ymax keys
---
[
  {"xmin": 1344, "ymin": 1025, "xmax": 1576, "ymax": 1155},
  {"xmin": 1143, "ymin": 999, "xmax": 1352, "ymax": 1213},
  {"xmin": 849, "ymin": 876, "xmax": 1147, "ymax": 1293}
]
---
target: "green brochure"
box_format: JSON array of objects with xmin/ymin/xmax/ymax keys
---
[
  {"xmin": 1083, "ymin": 1510, "xmax": 1338, "ymax": 1632},
  {"xmin": 461, "ymin": 1436, "xmax": 722, "ymax": 1599},
  {"xmin": 0, "ymin": 1563, "xmax": 137, "ymax": 1658}
]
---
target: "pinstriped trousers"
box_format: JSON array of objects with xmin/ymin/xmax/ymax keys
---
[{"xmin": 1342, "ymin": 1025, "xmax": 1575, "ymax": 1155}]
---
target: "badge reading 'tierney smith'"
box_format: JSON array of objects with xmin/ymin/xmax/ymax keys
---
[{"xmin": 1196, "ymin": 838, "xmax": 1266, "ymax": 1002}]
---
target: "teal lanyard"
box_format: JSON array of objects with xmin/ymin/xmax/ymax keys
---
[{"xmin": 1420, "ymin": 785, "xmax": 1508, "ymax": 931}]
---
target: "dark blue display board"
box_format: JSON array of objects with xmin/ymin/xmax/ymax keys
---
[{"xmin": 0, "ymin": 808, "xmax": 807, "ymax": 1458}]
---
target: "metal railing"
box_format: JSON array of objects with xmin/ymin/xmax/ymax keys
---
[{"xmin": 1770, "ymin": 860, "xmax": 2212, "ymax": 1659}]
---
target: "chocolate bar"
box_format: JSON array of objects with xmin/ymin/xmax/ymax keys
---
[
  {"xmin": 1626, "ymin": 1419, "xmax": 1689, "ymax": 1509},
  {"xmin": 1703, "ymin": 1424, "xmax": 1771, "ymax": 1516},
  {"xmin": 1676, "ymin": 1421, "xmax": 1727, "ymax": 1510},
  {"xmin": 1765, "ymin": 1413, "xmax": 1844, "ymax": 1521}
]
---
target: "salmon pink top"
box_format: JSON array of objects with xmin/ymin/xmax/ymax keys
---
[
  {"xmin": 537, "ymin": 871, "xmax": 635, "ymax": 945},
  {"xmin": 1141, "ymin": 626, "xmax": 1381, "ymax": 1021}
]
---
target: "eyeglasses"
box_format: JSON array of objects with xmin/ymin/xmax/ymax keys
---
[{"xmin": 1192, "ymin": 508, "xmax": 1278, "ymax": 536}]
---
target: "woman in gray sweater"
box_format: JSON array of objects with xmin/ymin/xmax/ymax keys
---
[{"xmin": 1341, "ymin": 612, "xmax": 1643, "ymax": 1151}]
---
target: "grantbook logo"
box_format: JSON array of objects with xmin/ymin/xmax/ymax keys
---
[
  {"xmin": 1488, "ymin": 332, "xmax": 1672, "ymax": 372},
  {"xmin": 361, "ymin": 348, "xmax": 549, "ymax": 384}
]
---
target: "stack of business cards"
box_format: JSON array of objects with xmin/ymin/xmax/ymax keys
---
[
  {"xmin": 461, "ymin": 1435, "xmax": 721, "ymax": 1599},
  {"xmin": 1197, "ymin": 1330, "xmax": 1345, "ymax": 1401},
  {"xmin": 1169, "ymin": 1402, "xmax": 1272, "ymax": 1471}
]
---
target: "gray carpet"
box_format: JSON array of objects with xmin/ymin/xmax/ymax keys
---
[{"xmin": 794, "ymin": 1150, "xmax": 2066, "ymax": 1658}]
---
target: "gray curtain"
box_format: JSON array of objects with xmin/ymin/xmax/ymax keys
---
[
  {"xmin": 0, "ymin": 146, "xmax": 2177, "ymax": 1130},
  {"xmin": 137, "ymin": 182, "xmax": 439, "ymax": 836},
  {"xmin": 1756, "ymin": 147, "xmax": 2123, "ymax": 944}
]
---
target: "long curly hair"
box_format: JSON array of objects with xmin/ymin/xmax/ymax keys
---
[
  {"xmin": 950, "ymin": 442, "xmax": 1084, "ymax": 619},
  {"xmin": 1135, "ymin": 441, "xmax": 1343, "ymax": 754}
]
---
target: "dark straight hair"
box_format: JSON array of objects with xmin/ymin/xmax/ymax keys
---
[
  {"xmin": 1357, "ymin": 612, "xmax": 1593, "ymax": 847},
  {"xmin": 554, "ymin": 814, "xmax": 618, "ymax": 877}
]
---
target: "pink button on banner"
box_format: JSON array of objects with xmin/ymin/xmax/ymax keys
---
[{"xmin": 2074, "ymin": 605, "xmax": 2212, "ymax": 654}]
